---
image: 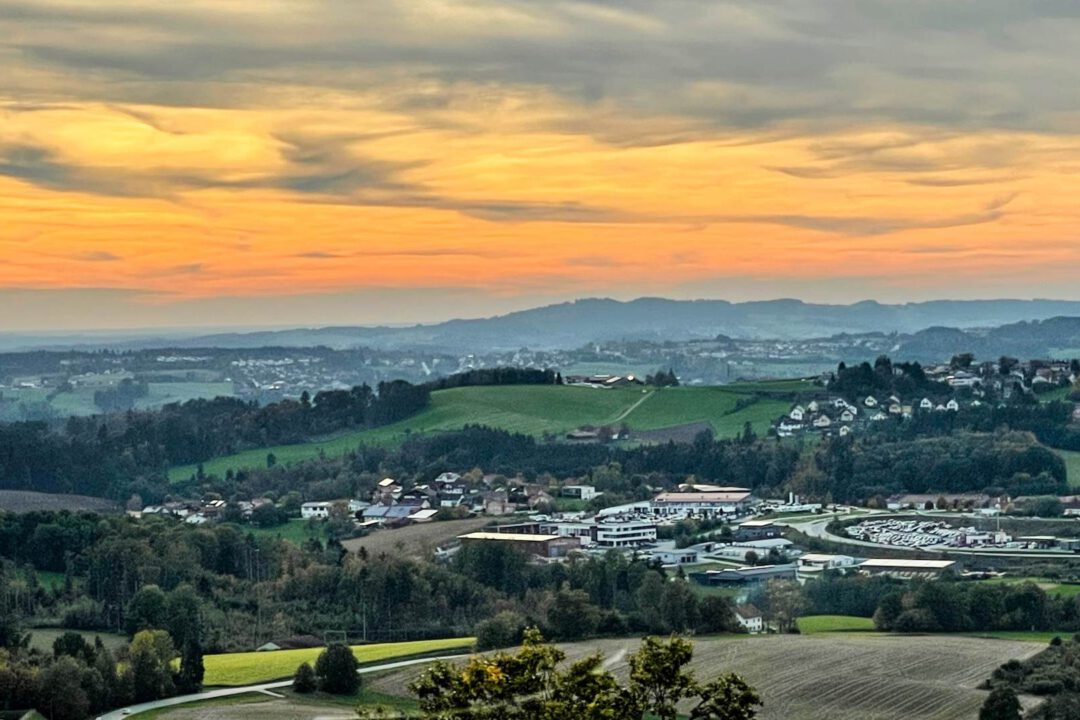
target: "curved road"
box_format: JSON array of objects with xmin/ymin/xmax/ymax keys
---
[
  {"xmin": 777, "ymin": 513, "xmax": 1080, "ymax": 560},
  {"xmin": 98, "ymin": 654, "xmax": 468, "ymax": 719}
]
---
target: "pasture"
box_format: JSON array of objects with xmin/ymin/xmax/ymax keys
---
[
  {"xmin": 245, "ymin": 518, "xmax": 323, "ymax": 546},
  {"xmin": 27, "ymin": 628, "xmax": 127, "ymax": 653},
  {"xmin": 202, "ymin": 637, "xmax": 474, "ymax": 686},
  {"xmin": 1058, "ymin": 449, "xmax": 1080, "ymax": 489},
  {"xmin": 169, "ymin": 383, "xmax": 792, "ymax": 480},
  {"xmin": 367, "ymin": 634, "xmax": 1046, "ymax": 720},
  {"xmin": 796, "ymin": 615, "xmax": 875, "ymax": 634}
]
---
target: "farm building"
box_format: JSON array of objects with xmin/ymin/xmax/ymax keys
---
[{"xmin": 859, "ymin": 558, "xmax": 957, "ymax": 578}]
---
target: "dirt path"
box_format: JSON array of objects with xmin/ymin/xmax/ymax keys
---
[{"xmin": 607, "ymin": 389, "xmax": 655, "ymax": 425}]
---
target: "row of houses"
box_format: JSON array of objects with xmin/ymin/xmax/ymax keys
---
[
  {"xmin": 141, "ymin": 497, "xmax": 275, "ymax": 525},
  {"xmin": 776, "ymin": 394, "xmax": 972, "ymax": 438}
]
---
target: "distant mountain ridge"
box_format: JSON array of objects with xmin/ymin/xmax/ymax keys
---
[
  {"xmin": 176, "ymin": 298, "xmax": 1080, "ymax": 351},
  {"xmin": 6, "ymin": 297, "xmax": 1080, "ymax": 352}
]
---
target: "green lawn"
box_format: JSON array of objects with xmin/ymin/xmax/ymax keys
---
[
  {"xmin": 712, "ymin": 398, "xmax": 791, "ymax": 437},
  {"xmin": 170, "ymin": 384, "xmax": 795, "ymax": 480},
  {"xmin": 1038, "ymin": 385, "xmax": 1074, "ymax": 403},
  {"xmin": 203, "ymin": 637, "xmax": 475, "ymax": 686},
  {"xmin": 724, "ymin": 378, "xmax": 818, "ymax": 395},
  {"xmin": 245, "ymin": 518, "xmax": 322, "ymax": 546},
  {"xmin": 796, "ymin": 615, "xmax": 876, "ymax": 634},
  {"xmin": 27, "ymin": 628, "xmax": 128, "ymax": 653},
  {"xmin": 1058, "ymin": 449, "xmax": 1080, "ymax": 489}
]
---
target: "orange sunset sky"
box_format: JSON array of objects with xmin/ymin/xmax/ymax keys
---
[{"xmin": 3, "ymin": 1, "xmax": 1080, "ymax": 329}]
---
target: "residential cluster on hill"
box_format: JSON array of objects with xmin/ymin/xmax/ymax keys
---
[{"xmin": 775, "ymin": 394, "xmax": 968, "ymax": 438}]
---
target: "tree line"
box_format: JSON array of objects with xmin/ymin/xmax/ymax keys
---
[{"xmin": 0, "ymin": 368, "xmax": 569, "ymax": 500}]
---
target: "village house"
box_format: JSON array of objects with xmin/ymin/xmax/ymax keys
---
[
  {"xmin": 734, "ymin": 605, "xmax": 765, "ymax": 634},
  {"xmin": 301, "ymin": 501, "xmax": 333, "ymax": 520}
]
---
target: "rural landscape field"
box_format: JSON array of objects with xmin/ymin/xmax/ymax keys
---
[
  {"xmin": 169, "ymin": 383, "xmax": 795, "ymax": 480},
  {"xmin": 365, "ymin": 634, "xmax": 1047, "ymax": 720},
  {"xmin": 202, "ymin": 637, "xmax": 474, "ymax": 686}
]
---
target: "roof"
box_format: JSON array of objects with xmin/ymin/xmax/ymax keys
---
[
  {"xmin": 800, "ymin": 553, "xmax": 851, "ymax": 563},
  {"xmin": 411, "ymin": 508, "xmax": 439, "ymax": 520},
  {"xmin": 653, "ymin": 492, "xmax": 751, "ymax": 503},
  {"xmin": 459, "ymin": 532, "xmax": 561, "ymax": 543},
  {"xmin": 735, "ymin": 604, "xmax": 763, "ymax": 620},
  {"xmin": 738, "ymin": 520, "xmax": 776, "ymax": 528},
  {"xmin": 860, "ymin": 559, "xmax": 955, "ymax": 570}
]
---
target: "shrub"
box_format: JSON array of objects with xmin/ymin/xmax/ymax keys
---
[
  {"xmin": 315, "ymin": 643, "xmax": 359, "ymax": 695},
  {"xmin": 475, "ymin": 610, "xmax": 526, "ymax": 650},
  {"xmin": 293, "ymin": 661, "xmax": 317, "ymax": 694}
]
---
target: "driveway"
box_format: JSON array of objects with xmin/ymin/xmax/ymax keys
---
[{"xmin": 97, "ymin": 654, "xmax": 467, "ymax": 719}]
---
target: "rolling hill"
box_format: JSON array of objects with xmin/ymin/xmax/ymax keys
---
[{"xmin": 168, "ymin": 383, "xmax": 796, "ymax": 481}]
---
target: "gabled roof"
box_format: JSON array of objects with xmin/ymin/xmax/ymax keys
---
[{"xmin": 735, "ymin": 604, "xmax": 763, "ymax": 619}]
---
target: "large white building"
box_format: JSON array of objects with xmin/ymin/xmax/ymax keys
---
[
  {"xmin": 650, "ymin": 490, "xmax": 757, "ymax": 518},
  {"xmin": 538, "ymin": 518, "xmax": 657, "ymax": 548},
  {"xmin": 593, "ymin": 519, "xmax": 657, "ymax": 547}
]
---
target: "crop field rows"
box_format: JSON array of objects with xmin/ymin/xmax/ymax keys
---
[{"xmin": 368, "ymin": 634, "xmax": 1045, "ymax": 720}]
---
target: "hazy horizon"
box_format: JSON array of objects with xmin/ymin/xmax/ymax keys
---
[
  {"xmin": 6, "ymin": 292, "xmax": 1080, "ymax": 335},
  {"xmin": 4, "ymin": 2, "xmax": 1080, "ymax": 330}
]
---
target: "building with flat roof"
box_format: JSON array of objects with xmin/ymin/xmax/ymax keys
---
[
  {"xmin": 735, "ymin": 519, "xmax": 782, "ymax": 541},
  {"xmin": 458, "ymin": 532, "xmax": 579, "ymax": 559},
  {"xmin": 651, "ymin": 491, "xmax": 757, "ymax": 518},
  {"xmin": 561, "ymin": 485, "xmax": 597, "ymax": 501},
  {"xmin": 691, "ymin": 563, "xmax": 797, "ymax": 588},
  {"xmin": 797, "ymin": 553, "xmax": 856, "ymax": 578},
  {"xmin": 859, "ymin": 558, "xmax": 956, "ymax": 578}
]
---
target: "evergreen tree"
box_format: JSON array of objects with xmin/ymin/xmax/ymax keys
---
[
  {"xmin": 315, "ymin": 643, "xmax": 359, "ymax": 695},
  {"xmin": 294, "ymin": 661, "xmax": 317, "ymax": 693},
  {"xmin": 979, "ymin": 686, "xmax": 1022, "ymax": 720}
]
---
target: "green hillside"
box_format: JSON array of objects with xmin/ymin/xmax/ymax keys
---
[{"xmin": 169, "ymin": 384, "xmax": 792, "ymax": 481}]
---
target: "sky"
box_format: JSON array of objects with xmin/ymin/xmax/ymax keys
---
[{"xmin": 3, "ymin": 1, "xmax": 1080, "ymax": 330}]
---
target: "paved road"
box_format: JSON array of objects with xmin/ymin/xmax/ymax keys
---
[
  {"xmin": 776, "ymin": 512, "xmax": 1080, "ymax": 560},
  {"xmin": 97, "ymin": 654, "xmax": 467, "ymax": 719}
]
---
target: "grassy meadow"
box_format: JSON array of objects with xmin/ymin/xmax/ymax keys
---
[
  {"xmin": 170, "ymin": 383, "xmax": 794, "ymax": 480},
  {"xmin": 1057, "ymin": 448, "xmax": 1080, "ymax": 489},
  {"xmin": 796, "ymin": 615, "xmax": 876, "ymax": 634},
  {"xmin": 202, "ymin": 637, "xmax": 474, "ymax": 686}
]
